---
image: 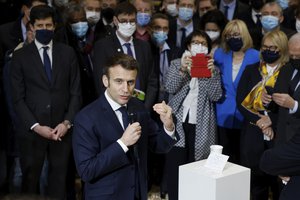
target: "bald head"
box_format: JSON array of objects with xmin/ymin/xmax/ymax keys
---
[{"xmin": 289, "ymin": 33, "xmax": 300, "ymax": 60}]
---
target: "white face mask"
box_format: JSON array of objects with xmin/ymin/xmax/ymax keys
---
[
  {"xmin": 118, "ymin": 22, "xmax": 136, "ymax": 38},
  {"xmin": 86, "ymin": 11, "xmax": 101, "ymax": 24},
  {"xmin": 296, "ymin": 19, "xmax": 300, "ymax": 33},
  {"xmin": 190, "ymin": 44, "xmax": 208, "ymax": 56},
  {"xmin": 206, "ymin": 31, "xmax": 220, "ymax": 41},
  {"xmin": 166, "ymin": 3, "xmax": 178, "ymax": 17}
]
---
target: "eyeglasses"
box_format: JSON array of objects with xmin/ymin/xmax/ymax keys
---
[
  {"xmin": 225, "ymin": 32, "xmax": 241, "ymax": 39},
  {"xmin": 117, "ymin": 17, "xmax": 136, "ymax": 26},
  {"xmin": 261, "ymin": 45, "xmax": 278, "ymax": 51},
  {"xmin": 191, "ymin": 40, "xmax": 207, "ymax": 46}
]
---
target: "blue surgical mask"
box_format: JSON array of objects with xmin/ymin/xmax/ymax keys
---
[
  {"xmin": 152, "ymin": 31, "xmax": 168, "ymax": 46},
  {"xmin": 261, "ymin": 49, "xmax": 280, "ymax": 64},
  {"xmin": 178, "ymin": 7, "xmax": 194, "ymax": 21},
  {"xmin": 261, "ymin": 15, "xmax": 279, "ymax": 31},
  {"xmin": 226, "ymin": 37, "xmax": 243, "ymax": 52},
  {"xmin": 277, "ymin": 0, "xmax": 288, "ymax": 10},
  {"xmin": 137, "ymin": 12, "xmax": 151, "ymax": 26},
  {"xmin": 71, "ymin": 22, "xmax": 89, "ymax": 38},
  {"xmin": 35, "ymin": 29, "xmax": 54, "ymax": 45}
]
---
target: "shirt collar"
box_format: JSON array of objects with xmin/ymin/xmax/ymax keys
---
[
  {"xmin": 115, "ymin": 30, "xmax": 134, "ymax": 46},
  {"xmin": 177, "ymin": 18, "xmax": 193, "ymax": 31},
  {"xmin": 221, "ymin": 0, "xmax": 236, "ymax": 8},
  {"xmin": 161, "ymin": 42, "xmax": 170, "ymax": 52},
  {"xmin": 104, "ymin": 90, "xmax": 126, "ymax": 111},
  {"xmin": 252, "ymin": 9, "xmax": 261, "ymax": 19},
  {"xmin": 34, "ymin": 39, "xmax": 53, "ymax": 51}
]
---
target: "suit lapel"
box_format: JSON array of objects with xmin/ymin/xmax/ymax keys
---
[
  {"xmin": 112, "ymin": 33, "xmax": 124, "ymax": 54},
  {"xmin": 29, "ymin": 43, "xmax": 50, "ymax": 84},
  {"xmin": 51, "ymin": 42, "xmax": 60, "ymax": 86}
]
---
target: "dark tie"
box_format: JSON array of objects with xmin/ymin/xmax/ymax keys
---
[
  {"xmin": 124, "ymin": 43, "xmax": 133, "ymax": 57},
  {"xmin": 224, "ymin": 5, "xmax": 229, "ymax": 19},
  {"xmin": 118, "ymin": 106, "xmax": 129, "ymax": 129},
  {"xmin": 42, "ymin": 46, "xmax": 52, "ymax": 82},
  {"xmin": 290, "ymin": 70, "xmax": 300, "ymax": 96},
  {"xmin": 256, "ymin": 14, "xmax": 262, "ymax": 28},
  {"xmin": 180, "ymin": 27, "xmax": 186, "ymax": 48},
  {"xmin": 118, "ymin": 106, "xmax": 140, "ymax": 199}
]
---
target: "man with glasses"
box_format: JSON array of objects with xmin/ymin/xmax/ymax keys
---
[{"xmin": 93, "ymin": 1, "xmax": 157, "ymax": 111}]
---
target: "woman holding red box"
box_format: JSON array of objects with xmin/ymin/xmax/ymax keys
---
[{"xmin": 164, "ymin": 29, "xmax": 222, "ymax": 200}]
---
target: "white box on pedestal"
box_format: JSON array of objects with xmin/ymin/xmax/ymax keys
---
[{"xmin": 179, "ymin": 159, "xmax": 250, "ymax": 200}]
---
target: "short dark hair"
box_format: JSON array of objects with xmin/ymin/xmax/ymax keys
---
[
  {"xmin": 65, "ymin": 2, "xmax": 86, "ymax": 23},
  {"xmin": 199, "ymin": 10, "xmax": 228, "ymax": 34},
  {"xmin": 22, "ymin": 0, "xmax": 48, "ymax": 7},
  {"xmin": 30, "ymin": 5, "xmax": 56, "ymax": 25},
  {"xmin": 150, "ymin": 13, "xmax": 169, "ymax": 27},
  {"xmin": 185, "ymin": 29, "xmax": 212, "ymax": 53},
  {"xmin": 103, "ymin": 54, "xmax": 139, "ymax": 78},
  {"xmin": 114, "ymin": 2, "xmax": 137, "ymax": 17}
]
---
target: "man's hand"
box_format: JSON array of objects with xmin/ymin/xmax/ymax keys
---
[
  {"xmin": 256, "ymin": 114, "xmax": 272, "ymax": 130},
  {"xmin": 52, "ymin": 123, "xmax": 69, "ymax": 141},
  {"xmin": 262, "ymin": 127, "xmax": 274, "ymax": 140},
  {"xmin": 272, "ymin": 93, "xmax": 295, "ymax": 109},
  {"xmin": 153, "ymin": 101, "xmax": 174, "ymax": 132},
  {"xmin": 120, "ymin": 122, "xmax": 142, "ymax": 147},
  {"xmin": 261, "ymin": 90, "xmax": 272, "ymax": 105},
  {"xmin": 33, "ymin": 125, "xmax": 58, "ymax": 140}
]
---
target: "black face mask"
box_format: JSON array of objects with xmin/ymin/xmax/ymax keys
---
[
  {"xmin": 261, "ymin": 50, "xmax": 280, "ymax": 64},
  {"xmin": 35, "ymin": 29, "xmax": 54, "ymax": 45},
  {"xmin": 102, "ymin": 7, "xmax": 114, "ymax": 23},
  {"xmin": 250, "ymin": 0, "xmax": 264, "ymax": 10},
  {"xmin": 290, "ymin": 58, "xmax": 300, "ymax": 70},
  {"xmin": 226, "ymin": 37, "xmax": 243, "ymax": 52}
]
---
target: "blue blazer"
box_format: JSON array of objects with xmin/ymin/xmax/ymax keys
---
[
  {"xmin": 214, "ymin": 48, "xmax": 260, "ymax": 129},
  {"xmin": 72, "ymin": 95, "xmax": 177, "ymax": 200}
]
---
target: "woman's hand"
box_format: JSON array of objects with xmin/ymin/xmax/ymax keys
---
[
  {"xmin": 207, "ymin": 58, "xmax": 216, "ymax": 76},
  {"xmin": 180, "ymin": 50, "xmax": 192, "ymax": 73}
]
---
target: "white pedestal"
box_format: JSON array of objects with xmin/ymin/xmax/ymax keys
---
[{"xmin": 179, "ymin": 159, "xmax": 250, "ymax": 200}]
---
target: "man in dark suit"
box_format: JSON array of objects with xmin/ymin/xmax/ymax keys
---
[
  {"xmin": 93, "ymin": 1, "xmax": 157, "ymax": 110},
  {"xmin": 260, "ymin": 131, "xmax": 300, "ymax": 200},
  {"xmin": 10, "ymin": 5, "xmax": 81, "ymax": 199},
  {"xmin": 73, "ymin": 53, "xmax": 177, "ymax": 200},
  {"xmin": 217, "ymin": 0, "xmax": 249, "ymax": 20}
]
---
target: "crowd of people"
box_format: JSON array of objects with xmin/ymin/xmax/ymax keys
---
[{"xmin": 0, "ymin": 0, "xmax": 299, "ymax": 200}]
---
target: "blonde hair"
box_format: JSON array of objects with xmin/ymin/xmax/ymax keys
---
[
  {"xmin": 221, "ymin": 19, "xmax": 253, "ymax": 53},
  {"xmin": 261, "ymin": 30, "xmax": 289, "ymax": 65}
]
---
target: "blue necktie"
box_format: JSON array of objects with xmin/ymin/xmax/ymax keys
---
[
  {"xmin": 224, "ymin": 5, "xmax": 229, "ymax": 19},
  {"xmin": 124, "ymin": 43, "xmax": 133, "ymax": 57},
  {"xmin": 256, "ymin": 14, "xmax": 262, "ymax": 28},
  {"xmin": 118, "ymin": 106, "xmax": 129, "ymax": 129},
  {"xmin": 43, "ymin": 46, "xmax": 52, "ymax": 82},
  {"xmin": 180, "ymin": 27, "xmax": 186, "ymax": 48}
]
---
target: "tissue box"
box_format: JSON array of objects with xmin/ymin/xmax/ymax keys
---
[{"xmin": 179, "ymin": 159, "xmax": 250, "ymax": 200}]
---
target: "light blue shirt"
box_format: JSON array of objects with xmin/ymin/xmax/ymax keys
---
[
  {"xmin": 220, "ymin": 0, "xmax": 236, "ymax": 20},
  {"xmin": 176, "ymin": 18, "xmax": 193, "ymax": 47}
]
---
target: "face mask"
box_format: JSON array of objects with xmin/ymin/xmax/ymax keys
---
[
  {"xmin": 261, "ymin": 15, "xmax": 279, "ymax": 31},
  {"xmin": 206, "ymin": 31, "xmax": 220, "ymax": 42},
  {"xmin": 71, "ymin": 21, "xmax": 89, "ymax": 38},
  {"xmin": 290, "ymin": 58, "xmax": 300, "ymax": 70},
  {"xmin": 54, "ymin": 0, "xmax": 69, "ymax": 7},
  {"xmin": 190, "ymin": 44, "xmax": 208, "ymax": 56},
  {"xmin": 35, "ymin": 29, "xmax": 54, "ymax": 45},
  {"xmin": 118, "ymin": 22, "xmax": 136, "ymax": 38},
  {"xmin": 261, "ymin": 49, "xmax": 280, "ymax": 63},
  {"xmin": 250, "ymin": 0, "xmax": 264, "ymax": 10},
  {"xmin": 277, "ymin": 0, "xmax": 289, "ymax": 10},
  {"xmin": 102, "ymin": 7, "xmax": 115, "ymax": 22},
  {"xmin": 226, "ymin": 37, "xmax": 243, "ymax": 52},
  {"xmin": 137, "ymin": 12, "xmax": 151, "ymax": 26},
  {"xmin": 178, "ymin": 7, "xmax": 194, "ymax": 21},
  {"xmin": 152, "ymin": 31, "xmax": 168, "ymax": 46},
  {"xmin": 166, "ymin": 4, "xmax": 178, "ymax": 17},
  {"xmin": 296, "ymin": 19, "xmax": 300, "ymax": 32},
  {"xmin": 86, "ymin": 11, "xmax": 101, "ymax": 25}
]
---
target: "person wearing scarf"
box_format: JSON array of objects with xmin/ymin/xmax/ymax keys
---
[{"xmin": 237, "ymin": 30, "xmax": 289, "ymax": 200}]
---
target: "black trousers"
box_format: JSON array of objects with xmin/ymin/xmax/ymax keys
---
[
  {"xmin": 166, "ymin": 121, "xmax": 195, "ymax": 200},
  {"xmin": 18, "ymin": 130, "xmax": 72, "ymax": 200}
]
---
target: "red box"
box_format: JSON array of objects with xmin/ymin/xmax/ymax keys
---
[{"xmin": 191, "ymin": 54, "xmax": 211, "ymax": 78}]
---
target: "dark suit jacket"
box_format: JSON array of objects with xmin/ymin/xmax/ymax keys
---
[
  {"xmin": 93, "ymin": 32, "xmax": 158, "ymax": 110},
  {"xmin": 10, "ymin": 41, "xmax": 82, "ymax": 130},
  {"xmin": 272, "ymin": 64, "xmax": 300, "ymax": 144},
  {"xmin": 72, "ymin": 95, "xmax": 177, "ymax": 200},
  {"xmin": 217, "ymin": 0, "xmax": 249, "ymax": 20},
  {"xmin": 236, "ymin": 62, "xmax": 278, "ymax": 169},
  {"xmin": 260, "ymin": 131, "xmax": 300, "ymax": 200}
]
